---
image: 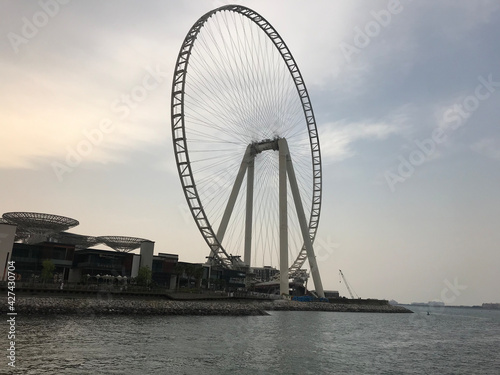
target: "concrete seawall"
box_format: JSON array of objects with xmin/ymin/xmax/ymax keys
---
[{"xmin": 1, "ymin": 296, "xmax": 412, "ymax": 316}]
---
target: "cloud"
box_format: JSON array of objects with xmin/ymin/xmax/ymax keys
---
[
  {"xmin": 0, "ymin": 50, "xmax": 170, "ymax": 170},
  {"xmin": 320, "ymin": 120, "xmax": 402, "ymax": 162}
]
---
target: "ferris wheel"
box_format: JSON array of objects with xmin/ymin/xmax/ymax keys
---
[{"xmin": 171, "ymin": 5, "xmax": 324, "ymax": 297}]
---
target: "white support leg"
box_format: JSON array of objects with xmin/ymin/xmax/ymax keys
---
[
  {"xmin": 278, "ymin": 139, "xmax": 289, "ymax": 296},
  {"xmin": 281, "ymin": 139, "xmax": 325, "ymax": 298},
  {"xmin": 216, "ymin": 145, "xmax": 252, "ymax": 243},
  {"xmin": 244, "ymin": 157, "xmax": 254, "ymax": 266}
]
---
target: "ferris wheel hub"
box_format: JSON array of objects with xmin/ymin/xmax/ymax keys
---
[{"xmin": 250, "ymin": 137, "xmax": 281, "ymax": 156}]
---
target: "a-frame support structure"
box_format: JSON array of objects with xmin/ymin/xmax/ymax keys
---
[{"xmin": 216, "ymin": 137, "xmax": 325, "ymax": 298}]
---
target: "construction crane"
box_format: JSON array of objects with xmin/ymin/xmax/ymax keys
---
[{"xmin": 339, "ymin": 269, "xmax": 359, "ymax": 299}]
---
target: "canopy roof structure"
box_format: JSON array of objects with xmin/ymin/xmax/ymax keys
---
[
  {"xmin": 2, "ymin": 212, "xmax": 151, "ymax": 250},
  {"xmin": 1, "ymin": 217, "xmax": 30, "ymax": 241},
  {"xmin": 2, "ymin": 212, "xmax": 79, "ymax": 238},
  {"xmin": 53, "ymin": 232, "xmax": 101, "ymax": 249},
  {"xmin": 97, "ymin": 236, "xmax": 150, "ymax": 252}
]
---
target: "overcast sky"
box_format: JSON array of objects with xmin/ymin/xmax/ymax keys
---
[{"xmin": 1, "ymin": 0, "xmax": 499, "ymax": 305}]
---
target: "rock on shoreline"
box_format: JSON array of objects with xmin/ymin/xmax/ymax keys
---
[{"xmin": 1, "ymin": 296, "xmax": 412, "ymax": 316}]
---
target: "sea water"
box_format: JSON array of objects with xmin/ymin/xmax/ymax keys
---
[{"xmin": 7, "ymin": 306, "xmax": 500, "ymax": 374}]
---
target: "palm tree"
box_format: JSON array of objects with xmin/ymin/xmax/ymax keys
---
[
  {"xmin": 41, "ymin": 259, "xmax": 55, "ymax": 283},
  {"xmin": 174, "ymin": 263, "xmax": 185, "ymax": 290},
  {"xmin": 184, "ymin": 264, "xmax": 195, "ymax": 288},
  {"xmin": 192, "ymin": 265, "xmax": 204, "ymax": 289}
]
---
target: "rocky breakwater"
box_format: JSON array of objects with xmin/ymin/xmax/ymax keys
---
[
  {"xmin": 2, "ymin": 297, "xmax": 268, "ymax": 316},
  {"xmin": 258, "ymin": 300, "xmax": 412, "ymax": 313}
]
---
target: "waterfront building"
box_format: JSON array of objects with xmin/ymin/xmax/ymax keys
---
[
  {"xmin": 10, "ymin": 241, "xmax": 75, "ymax": 282},
  {"xmin": 251, "ymin": 265, "xmax": 279, "ymax": 282},
  {"xmin": 1, "ymin": 211, "xmax": 274, "ymax": 293}
]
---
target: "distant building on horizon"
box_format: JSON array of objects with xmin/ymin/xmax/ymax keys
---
[
  {"xmin": 410, "ymin": 301, "xmax": 445, "ymax": 307},
  {"xmin": 482, "ymin": 303, "xmax": 500, "ymax": 310}
]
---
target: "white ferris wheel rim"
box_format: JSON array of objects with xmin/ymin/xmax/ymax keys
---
[{"xmin": 171, "ymin": 5, "xmax": 322, "ymax": 277}]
